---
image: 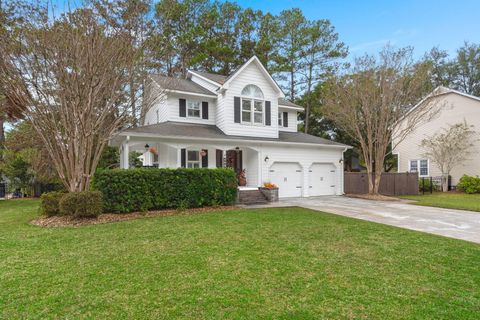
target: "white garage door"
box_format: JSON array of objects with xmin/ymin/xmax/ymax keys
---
[
  {"xmin": 269, "ymin": 162, "xmax": 303, "ymax": 198},
  {"xmin": 309, "ymin": 163, "xmax": 336, "ymax": 196}
]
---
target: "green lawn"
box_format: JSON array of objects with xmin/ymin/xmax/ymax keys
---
[
  {"xmin": 400, "ymin": 192, "xmax": 480, "ymax": 212},
  {"xmin": 1, "ymin": 200, "xmax": 479, "ymax": 319}
]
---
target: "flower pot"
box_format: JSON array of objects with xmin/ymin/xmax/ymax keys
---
[{"xmin": 258, "ymin": 187, "xmax": 279, "ymax": 202}]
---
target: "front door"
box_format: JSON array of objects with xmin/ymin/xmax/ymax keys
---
[{"xmin": 226, "ymin": 149, "xmax": 243, "ymax": 174}]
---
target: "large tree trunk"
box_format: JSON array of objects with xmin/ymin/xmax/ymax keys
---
[
  {"xmin": 0, "ymin": 115, "xmax": 4, "ymax": 158},
  {"xmin": 441, "ymin": 173, "xmax": 449, "ymax": 192}
]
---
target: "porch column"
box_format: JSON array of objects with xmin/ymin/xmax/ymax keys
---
[
  {"xmin": 121, "ymin": 141, "xmax": 129, "ymax": 169},
  {"xmin": 176, "ymin": 147, "xmax": 182, "ymax": 168},
  {"xmin": 257, "ymin": 150, "xmax": 262, "ymax": 187}
]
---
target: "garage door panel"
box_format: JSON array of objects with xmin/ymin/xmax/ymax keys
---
[
  {"xmin": 309, "ymin": 163, "xmax": 336, "ymax": 196},
  {"xmin": 269, "ymin": 162, "xmax": 302, "ymax": 198}
]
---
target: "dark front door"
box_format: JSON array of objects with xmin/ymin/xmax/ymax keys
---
[{"xmin": 226, "ymin": 149, "xmax": 243, "ymax": 174}]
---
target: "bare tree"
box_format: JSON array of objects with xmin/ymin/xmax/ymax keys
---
[
  {"xmin": 0, "ymin": 1, "xmax": 158, "ymax": 192},
  {"xmin": 323, "ymin": 46, "xmax": 440, "ymax": 195},
  {"xmin": 421, "ymin": 122, "xmax": 477, "ymax": 192}
]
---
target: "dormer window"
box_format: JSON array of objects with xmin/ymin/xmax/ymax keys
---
[
  {"xmin": 187, "ymin": 101, "xmax": 201, "ymax": 118},
  {"xmin": 241, "ymin": 85, "xmax": 264, "ymax": 125}
]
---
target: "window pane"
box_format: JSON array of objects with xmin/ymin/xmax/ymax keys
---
[
  {"xmin": 188, "ymin": 151, "xmax": 199, "ymax": 161},
  {"xmin": 254, "ymin": 101, "xmax": 263, "ymax": 112},
  {"xmin": 242, "ymin": 111, "xmax": 251, "ymax": 122},
  {"xmin": 278, "ymin": 112, "xmax": 282, "ymax": 125},
  {"xmin": 187, "ymin": 101, "xmax": 200, "ymax": 117},
  {"xmin": 241, "ymin": 84, "xmax": 264, "ymax": 99},
  {"xmin": 420, "ymin": 160, "xmax": 428, "ymax": 176},
  {"xmin": 242, "ymin": 99, "xmax": 251, "ymax": 111},
  {"xmin": 410, "ymin": 160, "xmax": 418, "ymax": 172},
  {"xmin": 254, "ymin": 112, "xmax": 263, "ymax": 123},
  {"xmin": 188, "ymin": 109, "xmax": 200, "ymax": 117}
]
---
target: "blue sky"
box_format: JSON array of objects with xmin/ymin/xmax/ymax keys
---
[
  {"xmin": 48, "ymin": 0, "xmax": 479, "ymax": 59},
  {"xmin": 235, "ymin": 0, "xmax": 480, "ymax": 59}
]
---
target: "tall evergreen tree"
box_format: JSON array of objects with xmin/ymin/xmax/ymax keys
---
[
  {"xmin": 454, "ymin": 42, "xmax": 480, "ymax": 96},
  {"xmin": 299, "ymin": 19, "xmax": 347, "ymax": 133}
]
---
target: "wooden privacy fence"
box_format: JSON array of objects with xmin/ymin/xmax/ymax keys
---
[{"xmin": 344, "ymin": 172, "xmax": 419, "ymax": 196}]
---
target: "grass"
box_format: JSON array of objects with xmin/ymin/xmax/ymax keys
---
[
  {"xmin": 400, "ymin": 192, "xmax": 480, "ymax": 212},
  {"xmin": 1, "ymin": 200, "xmax": 479, "ymax": 319}
]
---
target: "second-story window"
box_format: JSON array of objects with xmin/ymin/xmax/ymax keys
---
[
  {"xmin": 187, "ymin": 101, "xmax": 201, "ymax": 118},
  {"xmin": 241, "ymin": 84, "xmax": 264, "ymax": 125}
]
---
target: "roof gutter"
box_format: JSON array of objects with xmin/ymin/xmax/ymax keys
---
[{"xmin": 116, "ymin": 131, "xmax": 350, "ymax": 149}]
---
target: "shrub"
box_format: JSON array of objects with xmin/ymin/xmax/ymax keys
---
[
  {"xmin": 92, "ymin": 168, "xmax": 238, "ymax": 213},
  {"xmin": 418, "ymin": 178, "xmax": 440, "ymax": 193},
  {"xmin": 457, "ymin": 175, "xmax": 480, "ymax": 194},
  {"xmin": 40, "ymin": 191, "xmax": 66, "ymax": 216},
  {"xmin": 59, "ymin": 191, "xmax": 103, "ymax": 218}
]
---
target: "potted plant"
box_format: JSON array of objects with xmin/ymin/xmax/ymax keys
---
[
  {"xmin": 259, "ymin": 182, "xmax": 279, "ymax": 202},
  {"xmin": 237, "ymin": 169, "xmax": 247, "ymax": 186}
]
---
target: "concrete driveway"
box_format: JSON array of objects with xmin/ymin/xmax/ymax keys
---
[{"xmin": 249, "ymin": 196, "xmax": 480, "ymax": 244}]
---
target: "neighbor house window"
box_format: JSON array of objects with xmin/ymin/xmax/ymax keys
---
[
  {"xmin": 409, "ymin": 159, "xmax": 429, "ymax": 177},
  {"xmin": 187, "ymin": 101, "xmax": 201, "ymax": 118},
  {"xmin": 241, "ymin": 84, "xmax": 264, "ymax": 125},
  {"xmin": 278, "ymin": 112, "xmax": 282, "ymax": 126},
  {"xmin": 156, "ymin": 109, "xmax": 159, "ymax": 123},
  {"xmin": 187, "ymin": 150, "xmax": 200, "ymax": 168}
]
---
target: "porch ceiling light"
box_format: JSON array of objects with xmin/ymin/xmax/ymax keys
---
[{"xmin": 144, "ymin": 144, "xmax": 150, "ymax": 151}]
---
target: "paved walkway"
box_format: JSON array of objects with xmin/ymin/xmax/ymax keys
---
[{"xmin": 247, "ymin": 196, "xmax": 480, "ymax": 244}]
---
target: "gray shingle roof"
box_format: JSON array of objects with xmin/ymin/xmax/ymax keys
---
[
  {"xmin": 150, "ymin": 75, "xmax": 216, "ymax": 96},
  {"xmin": 278, "ymin": 98, "xmax": 304, "ymax": 109},
  {"xmin": 189, "ymin": 71, "xmax": 228, "ymax": 85},
  {"xmin": 121, "ymin": 121, "xmax": 347, "ymax": 147}
]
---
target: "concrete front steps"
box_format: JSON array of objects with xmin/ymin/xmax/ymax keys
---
[{"xmin": 237, "ymin": 188, "xmax": 268, "ymax": 205}]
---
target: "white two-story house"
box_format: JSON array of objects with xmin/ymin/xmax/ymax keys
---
[{"xmin": 112, "ymin": 56, "xmax": 349, "ymax": 198}]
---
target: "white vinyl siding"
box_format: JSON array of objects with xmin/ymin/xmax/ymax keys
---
[
  {"xmin": 216, "ymin": 62, "xmax": 279, "ymax": 138},
  {"xmin": 394, "ymin": 92, "xmax": 480, "ymax": 185},
  {"xmin": 278, "ymin": 107, "xmax": 298, "ymax": 132}
]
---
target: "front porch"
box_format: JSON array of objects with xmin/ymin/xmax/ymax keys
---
[{"xmin": 119, "ymin": 138, "xmax": 262, "ymax": 188}]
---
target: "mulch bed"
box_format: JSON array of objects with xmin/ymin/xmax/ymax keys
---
[
  {"xmin": 345, "ymin": 193, "xmax": 400, "ymax": 201},
  {"xmin": 30, "ymin": 205, "xmax": 239, "ymax": 228}
]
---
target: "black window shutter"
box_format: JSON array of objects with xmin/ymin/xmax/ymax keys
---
[
  {"xmin": 216, "ymin": 149, "xmax": 223, "ymax": 168},
  {"xmin": 234, "ymin": 97, "xmax": 241, "ymax": 123},
  {"xmin": 265, "ymin": 101, "xmax": 271, "ymax": 126},
  {"xmin": 179, "ymin": 99, "xmax": 186, "ymax": 117},
  {"xmin": 201, "ymin": 149, "xmax": 208, "ymax": 168},
  {"xmin": 181, "ymin": 148, "xmax": 186, "ymax": 167},
  {"xmin": 202, "ymin": 101, "xmax": 208, "ymax": 119},
  {"xmin": 283, "ymin": 112, "xmax": 288, "ymax": 127}
]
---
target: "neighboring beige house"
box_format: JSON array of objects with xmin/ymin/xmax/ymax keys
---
[{"xmin": 393, "ymin": 86, "xmax": 480, "ymax": 186}]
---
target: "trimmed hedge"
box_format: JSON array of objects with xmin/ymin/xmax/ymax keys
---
[
  {"xmin": 457, "ymin": 175, "xmax": 480, "ymax": 194},
  {"xmin": 40, "ymin": 191, "xmax": 66, "ymax": 217},
  {"xmin": 92, "ymin": 168, "xmax": 238, "ymax": 213},
  {"xmin": 59, "ymin": 191, "xmax": 104, "ymax": 218}
]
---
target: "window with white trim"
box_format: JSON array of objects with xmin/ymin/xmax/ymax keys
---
[
  {"xmin": 241, "ymin": 84, "xmax": 264, "ymax": 125},
  {"xmin": 187, "ymin": 101, "xmax": 201, "ymax": 118},
  {"xmin": 187, "ymin": 150, "xmax": 200, "ymax": 168},
  {"xmin": 278, "ymin": 112, "xmax": 282, "ymax": 126},
  {"xmin": 409, "ymin": 159, "xmax": 429, "ymax": 176},
  {"xmin": 156, "ymin": 109, "xmax": 159, "ymax": 123}
]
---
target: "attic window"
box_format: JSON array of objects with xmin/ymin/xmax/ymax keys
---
[
  {"xmin": 241, "ymin": 84, "xmax": 264, "ymax": 99},
  {"xmin": 241, "ymin": 85, "xmax": 264, "ymax": 125}
]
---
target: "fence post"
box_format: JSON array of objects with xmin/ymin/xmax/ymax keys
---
[
  {"xmin": 422, "ymin": 177, "xmax": 425, "ymax": 195},
  {"xmin": 430, "ymin": 176, "xmax": 433, "ymax": 194}
]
